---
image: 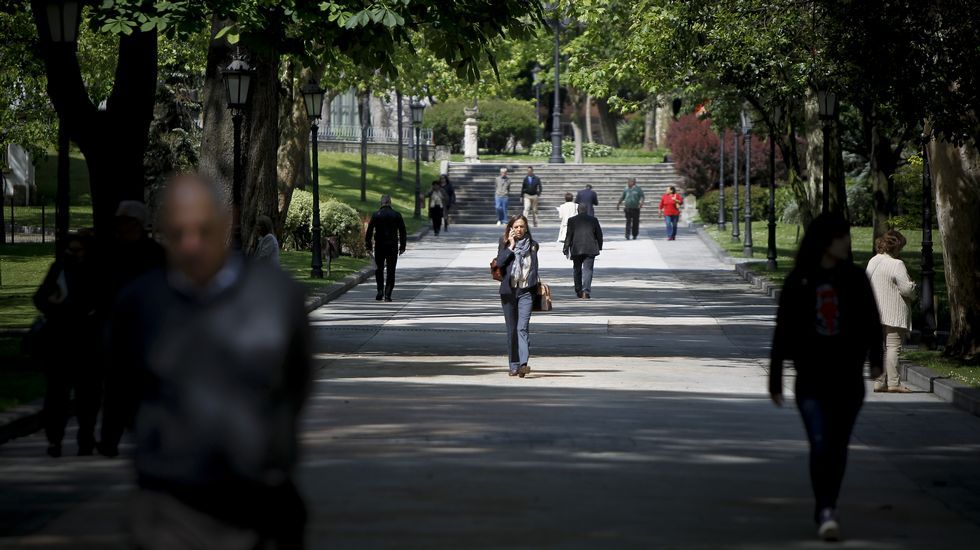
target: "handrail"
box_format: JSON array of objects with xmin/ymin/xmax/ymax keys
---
[{"xmin": 318, "ymin": 125, "xmax": 433, "ymax": 145}]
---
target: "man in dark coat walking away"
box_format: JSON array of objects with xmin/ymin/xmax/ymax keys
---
[
  {"xmin": 365, "ymin": 195, "xmax": 407, "ymax": 302},
  {"xmin": 109, "ymin": 174, "xmax": 311, "ymax": 549},
  {"xmin": 574, "ymin": 184, "xmax": 599, "ymax": 217},
  {"xmin": 563, "ymin": 204, "xmax": 604, "ymax": 299}
]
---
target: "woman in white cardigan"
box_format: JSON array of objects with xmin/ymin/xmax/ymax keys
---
[{"xmin": 866, "ymin": 230, "xmax": 917, "ymax": 393}]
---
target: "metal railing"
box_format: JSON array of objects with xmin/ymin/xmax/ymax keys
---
[{"xmin": 318, "ymin": 125, "xmax": 433, "ymax": 145}]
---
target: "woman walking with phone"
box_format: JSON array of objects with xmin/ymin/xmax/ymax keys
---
[{"xmin": 496, "ymin": 215, "xmax": 539, "ymax": 377}]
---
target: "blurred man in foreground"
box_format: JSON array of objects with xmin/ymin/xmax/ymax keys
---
[{"xmin": 111, "ymin": 173, "xmax": 311, "ymax": 549}]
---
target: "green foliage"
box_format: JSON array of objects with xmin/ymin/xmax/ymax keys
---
[
  {"xmin": 774, "ymin": 186, "xmax": 800, "ymax": 224},
  {"xmin": 529, "ymin": 140, "xmax": 613, "ymax": 158},
  {"xmin": 846, "ymin": 177, "xmax": 873, "ymax": 226},
  {"xmin": 697, "ymin": 185, "xmax": 769, "ymax": 224},
  {"xmin": 428, "ymin": 99, "xmax": 538, "ymax": 154},
  {"xmin": 617, "ymin": 116, "xmax": 646, "ymax": 149},
  {"xmin": 0, "ymin": 7, "xmax": 56, "ymax": 162},
  {"xmin": 283, "ymin": 190, "xmax": 364, "ymax": 257}
]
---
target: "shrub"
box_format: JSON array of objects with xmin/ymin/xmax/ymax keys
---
[
  {"xmin": 846, "ymin": 177, "xmax": 873, "ymax": 226},
  {"xmin": 697, "ymin": 185, "xmax": 770, "ymax": 223},
  {"xmin": 666, "ymin": 114, "xmax": 778, "ymax": 197},
  {"xmin": 775, "ymin": 186, "xmax": 801, "ymax": 224},
  {"xmin": 529, "ymin": 140, "xmax": 613, "ymax": 158},
  {"xmin": 283, "ymin": 190, "xmax": 365, "ymax": 256},
  {"xmin": 428, "ymin": 98, "xmax": 538, "ymax": 154},
  {"xmin": 617, "ymin": 115, "xmax": 646, "ymax": 148}
]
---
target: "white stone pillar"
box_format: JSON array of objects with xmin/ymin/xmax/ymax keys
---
[{"xmin": 463, "ymin": 106, "xmax": 480, "ymax": 163}]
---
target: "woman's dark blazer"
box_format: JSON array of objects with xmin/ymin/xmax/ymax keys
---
[{"xmin": 496, "ymin": 239, "xmax": 540, "ymax": 296}]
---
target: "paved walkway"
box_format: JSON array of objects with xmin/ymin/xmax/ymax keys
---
[{"xmin": 2, "ymin": 221, "xmax": 980, "ymax": 548}]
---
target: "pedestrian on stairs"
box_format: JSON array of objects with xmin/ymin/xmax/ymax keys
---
[
  {"xmin": 495, "ymin": 167, "xmax": 510, "ymax": 225},
  {"xmin": 521, "ymin": 166, "xmax": 542, "ymax": 227},
  {"xmin": 575, "ymin": 184, "xmax": 599, "ymax": 217},
  {"xmin": 659, "ymin": 186, "xmax": 684, "ymax": 240},
  {"xmin": 616, "ymin": 178, "xmax": 645, "ymax": 240},
  {"xmin": 427, "ymin": 181, "xmax": 448, "ymax": 236},
  {"xmin": 440, "ymin": 174, "xmax": 456, "ymax": 232}
]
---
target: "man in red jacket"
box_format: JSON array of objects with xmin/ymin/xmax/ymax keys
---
[{"xmin": 658, "ymin": 186, "xmax": 684, "ymax": 240}]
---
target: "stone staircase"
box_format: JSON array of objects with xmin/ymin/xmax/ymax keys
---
[{"xmin": 446, "ymin": 162, "xmax": 685, "ymax": 226}]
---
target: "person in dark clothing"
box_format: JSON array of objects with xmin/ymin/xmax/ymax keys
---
[
  {"xmin": 440, "ymin": 174, "xmax": 456, "ymax": 232},
  {"xmin": 563, "ymin": 204, "xmax": 603, "ymax": 299},
  {"xmin": 33, "ymin": 231, "xmax": 100, "ymax": 457},
  {"xmin": 365, "ymin": 195, "xmax": 407, "ymax": 302},
  {"xmin": 574, "ymin": 184, "xmax": 599, "ymax": 217},
  {"xmin": 769, "ymin": 213, "xmax": 884, "ymax": 543},
  {"xmin": 496, "ymin": 215, "xmax": 539, "ymax": 378},
  {"xmin": 521, "ymin": 166, "xmax": 543, "ymax": 227},
  {"xmin": 427, "ymin": 181, "xmax": 448, "ymax": 236},
  {"xmin": 112, "ymin": 174, "xmax": 311, "ymax": 549},
  {"xmin": 99, "ymin": 201, "xmax": 166, "ymax": 457}
]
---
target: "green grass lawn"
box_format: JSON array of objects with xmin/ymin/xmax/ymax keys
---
[
  {"xmin": 0, "ymin": 243, "xmax": 53, "ymax": 330},
  {"xmin": 279, "ymin": 250, "xmax": 370, "ymax": 290},
  {"xmin": 0, "ymin": 336, "xmax": 45, "ymax": 412},
  {"xmin": 5, "ymin": 205, "xmax": 94, "ymax": 231},
  {"xmin": 316, "ymin": 151, "xmax": 440, "ymax": 235},
  {"xmin": 903, "ymin": 350, "xmax": 980, "ymax": 388},
  {"xmin": 703, "ymin": 221, "xmax": 947, "ymax": 326},
  {"xmin": 33, "ymin": 148, "xmax": 92, "ymax": 203}
]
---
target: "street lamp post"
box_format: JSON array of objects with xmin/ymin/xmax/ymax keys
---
[
  {"xmin": 532, "ymin": 63, "xmax": 543, "ymax": 142},
  {"xmin": 222, "ymin": 52, "xmax": 254, "ymax": 250},
  {"xmin": 731, "ymin": 131, "xmax": 740, "ymax": 242},
  {"xmin": 40, "ymin": 0, "xmax": 81, "ymax": 255},
  {"xmin": 767, "ymin": 106, "xmax": 782, "ymax": 271},
  {"xmin": 302, "ymin": 79, "xmax": 325, "ymax": 278},
  {"xmin": 741, "ymin": 107, "xmax": 753, "ymax": 257},
  {"xmin": 817, "ymin": 89, "xmax": 838, "ymax": 213},
  {"xmin": 410, "ymin": 101, "xmax": 426, "ymax": 219},
  {"xmin": 547, "ymin": 4, "xmax": 565, "ymax": 164},
  {"xmin": 717, "ymin": 129, "xmax": 726, "ymax": 230},
  {"xmin": 920, "ymin": 136, "xmax": 937, "ymax": 348}
]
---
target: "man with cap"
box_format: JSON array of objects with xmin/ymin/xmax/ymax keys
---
[
  {"xmin": 97, "ymin": 200, "xmax": 166, "ymax": 457},
  {"xmin": 365, "ymin": 195, "xmax": 407, "ymax": 302}
]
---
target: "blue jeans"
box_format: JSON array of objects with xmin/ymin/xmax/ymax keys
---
[
  {"xmin": 495, "ymin": 196, "xmax": 509, "ymax": 224},
  {"xmin": 501, "ymin": 288, "xmax": 533, "ymax": 372},
  {"xmin": 665, "ymin": 215, "xmax": 680, "ymax": 238},
  {"xmin": 796, "ymin": 395, "xmax": 862, "ymax": 522}
]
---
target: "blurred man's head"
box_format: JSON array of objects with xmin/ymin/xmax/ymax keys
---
[
  {"xmin": 114, "ymin": 200, "xmax": 148, "ymax": 243},
  {"xmin": 578, "ymin": 203, "xmax": 589, "ymax": 215},
  {"xmin": 380, "ymin": 195, "xmax": 392, "ymax": 207},
  {"xmin": 255, "ymin": 215, "xmax": 273, "ymax": 237},
  {"xmin": 565, "ymin": 192, "xmax": 574, "ymax": 202},
  {"xmin": 500, "ymin": 168, "xmax": 508, "ymax": 176},
  {"xmin": 160, "ymin": 174, "xmax": 231, "ymax": 288},
  {"xmin": 627, "ymin": 178, "xmax": 637, "ymax": 188},
  {"xmin": 527, "ymin": 166, "xmax": 534, "ymax": 175}
]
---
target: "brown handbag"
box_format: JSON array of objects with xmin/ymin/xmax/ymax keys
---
[
  {"xmin": 490, "ymin": 258, "xmax": 504, "ymax": 281},
  {"xmin": 533, "ymin": 282, "xmax": 553, "ymax": 312}
]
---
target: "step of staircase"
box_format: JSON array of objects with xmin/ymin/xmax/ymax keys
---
[{"xmin": 445, "ymin": 162, "xmax": 685, "ymax": 225}]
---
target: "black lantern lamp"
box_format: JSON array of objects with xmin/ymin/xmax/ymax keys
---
[
  {"xmin": 44, "ymin": 0, "xmax": 81, "ymax": 44},
  {"xmin": 222, "ymin": 52, "xmax": 254, "ymax": 249},
  {"xmin": 740, "ymin": 106, "xmax": 753, "ymax": 257},
  {"xmin": 410, "ymin": 101, "xmax": 426, "ymax": 219},
  {"xmin": 223, "ymin": 54, "xmax": 254, "ymax": 112},
  {"xmin": 817, "ymin": 88, "xmax": 838, "ymax": 212},
  {"xmin": 302, "ymin": 79, "xmax": 325, "ymax": 278}
]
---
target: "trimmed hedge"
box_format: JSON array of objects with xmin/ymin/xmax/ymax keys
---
[
  {"xmin": 697, "ymin": 185, "xmax": 770, "ymax": 223},
  {"xmin": 427, "ymin": 98, "xmax": 538, "ymax": 154},
  {"xmin": 283, "ymin": 190, "xmax": 364, "ymax": 256},
  {"xmin": 529, "ymin": 140, "xmax": 613, "ymax": 158}
]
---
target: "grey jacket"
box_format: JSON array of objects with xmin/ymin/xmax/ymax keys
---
[{"xmin": 495, "ymin": 176, "xmax": 510, "ymax": 197}]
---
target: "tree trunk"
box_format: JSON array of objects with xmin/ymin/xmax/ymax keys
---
[
  {"xmin": 655, "ymin": 94, "xmax": 671, "ymax": 148},
  {"xmin": 595, "ymin": 97, "xmax": 620, "ymax": 148},
  {"xmin": 585, "ymin": 94, "xmax": 594, "ymax": 144},
  {"xmin": 33, "ymin": 0, "xmax": 157, "ymax": 238},
  {"xmin": 643, "ymin": 102, "xmax": 656, "ymax": 151},
  {"xmin": 358, "ymin": 90, "xmax": 370, "ymax": 203},
  {"xmin": 199, "ymin": 22, "xmax": 280, "ymax": 252},
  {"xmin": 930, "ymin": 139, "xmax": 980, "ymax": 360},
  {"xmin": 870, "ymin": 127, "xmax": 900, "ymax": 242},
  {"xmin": 803, "ymin": 89, "xmax": 825, "ymax": 219},
  {"xmin": 276, "ymin": 61, "xmax": 329, "ymax": 236}
]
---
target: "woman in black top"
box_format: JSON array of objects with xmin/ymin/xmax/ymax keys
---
[
  {"xmin": 770, "ymin": 213, "xmax": 884, "ymax": 542},
  {"xmin": 495, "ymin": 215, "xmax": 539, "ymax": 377}
]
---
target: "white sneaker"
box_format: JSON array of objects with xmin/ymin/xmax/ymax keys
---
[
  {"xmin": 817, "ymin": 508, "xmax": 840, "ymax": 542},
  {"xmin": 496, "ymin": 221, "xmax": 502, "ymax": 226}
]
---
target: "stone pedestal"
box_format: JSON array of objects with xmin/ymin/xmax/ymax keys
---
[{"xmin": 463, "ymin": 106, "xmax": 480, "ymax": 163}]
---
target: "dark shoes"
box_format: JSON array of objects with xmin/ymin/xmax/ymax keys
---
[
  {"xmin": 97, "ymin": 441, "xmax": 119, "ymax": 458},
  {"xmin": 376, "ymin": 292, "xmax": 384, "ymax": 301},
  {"xmin": 77, "ymin": 444, "xmax": 94, "ymax": 457},
  {"xmin": 384, "ymin": 295, "xmax": 393, "ymax": 302},
  {"xmin": 577, "ymin": 291, "xmax": 591, "ymax": 300},
  {"xmin": 517, "ymin": 364, "xmax": 531, "ymax": 378},
  {"xmin": 46, "ymin": 444, "xmax": 62, "ymax": 458}
]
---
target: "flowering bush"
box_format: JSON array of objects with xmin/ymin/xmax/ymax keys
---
[{"xmin": 529, "ymin": 140, "xmax": 613, "ymax": 158}]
